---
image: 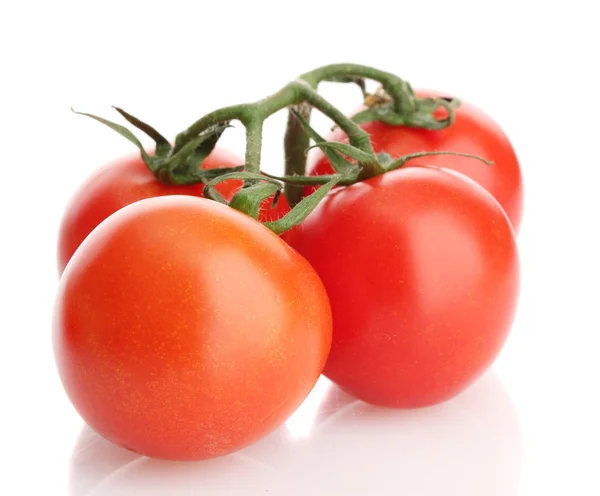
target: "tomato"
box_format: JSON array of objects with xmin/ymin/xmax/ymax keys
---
[
  {"xmin": 307, "ymin": 91, "xmax": 523, "ymax": 232},
  {"xmin": 284, "ymin": 167, "xmax": 519, "ymax": 408},
  {"xmin": 57, "ymin": 147, "xmax": 290, "ymax": 275},
  {"xmin": 53, "ymin": 195, "xmax": 332, "ymax": 460}
]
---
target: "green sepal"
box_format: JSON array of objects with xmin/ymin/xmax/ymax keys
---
[
  {"xmin": 202, "ymin": 171, "xmax": 281, "ymax": 208},
  {"xmin": 112, "ymin": 107, "xmax": 171, "ymax": 158},
  {"xmin": 229, "ymin": 182, "xmax": 281, "ymax": 220},
  {"xmin": 264, "ymin": 175, "xmax": 341, "ymax": 235},
  {"xmin": 291, "ymin": 109, "xmax": 356, "ymax": 174},
  {"xmin": 387, "ymin": 150, "xmax": 493, "ymax": 171},
  {"xmin": 165, "ymin": 122, "xmax": 231, "ymax": 184},
  {"xmin": 72, "ymin": 109, "xmax": 158, "ymax": 169},
  {"xmin": 73, "ymin": 108, "xmax": 232, "ymax": 185},
  {"xmin": 377, "ymin": 152, "xmax": 394, "ymax": 167},
  {"xmin": 351, "ymin": 95, "xmax": 462, "ymax": 131},
  {"xmin": 305, "ymin": 141, "xmax": 377, "ymax": 165},
  {"xmin": 184, "ymin": 122, "xmax": 231, "ymax": 173}
]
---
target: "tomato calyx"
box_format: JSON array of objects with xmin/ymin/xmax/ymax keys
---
[
  {"xmin": 263, "ymin": 148, "xmax": 492, "ymax": 190},
  {"xmin": 272, "ymin": 109, "xmax": 493, "ymax": 188},
  {"xmin": 202, "ymin": 170, "xmax": 344, "ymax": 235},
  {"xmin": 352, "ymin": 86, "xmax": 461, "ymax": 130},
  {"xmin": 72, "ymin": 63, "xmax": 472, "ymax": 234},
  {"xmin": 72, "ymin": 108, "xmax": 232, "ymax": 186},
  {"xmin": 283, "ymin": 66, "xmax": 462, "ymax": 206},
  {"xmin": 72, "ymin": 105, "xmax": 346, "ymax": 233}
]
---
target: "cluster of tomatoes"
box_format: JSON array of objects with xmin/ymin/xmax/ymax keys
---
[{"xmin": 53, "ymin": 68, "xmax": 521, "ymax": 461}]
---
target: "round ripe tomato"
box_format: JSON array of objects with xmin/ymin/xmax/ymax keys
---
[
  {"xmin": 53, "ymin": 195, "xmax": 332, "ymax": 460},
  {"xmin": 307, "ymin": 91, "xmax": 523, "ymax": 233},
  {"xmin": 57, "ymin": 147, "xmax": 290, "ymax": 274},
  {"xmin": 284, "ymin": 167, "xmax": 519, "ymax": 408}
]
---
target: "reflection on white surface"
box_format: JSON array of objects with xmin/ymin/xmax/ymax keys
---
[
  {"xmin": 69, "ymin": 372, "xmax": 521, "ymax": 496},
  {"xmin": 284, "ymin": 377, "xmax": 333, "ymax": 439}
]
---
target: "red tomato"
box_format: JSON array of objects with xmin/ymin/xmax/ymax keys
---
[
  {"xmin": 284, "ymin": 167, "xmax": 519, "ymax": 408},
  {"xmin": 54, "ymin": 195, "xmax": 332, "ymax": 460},
  {"xmin": 307, "ymin": 91, "xmax": 523, "ymax": 232},
  {"xmin": 57, "ymin": 147, "xmax": 290, "ymax": 274}
]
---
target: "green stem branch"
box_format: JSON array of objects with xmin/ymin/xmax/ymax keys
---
[
  {"xmin": 300, "ymin": 64, "xmax": 417, "ymax": 113},
  {"xmin": 295, "ymin": 82, "xmax": 375, "ymax": 156},
  {"xmin": 170, "ymin": 70, "xmax": 386, "ymax": 197},
  {"xmin": 284, "ymin": 103, "xmax": 311, "ymax": 205},
  {"xmin": 172, "ymin": 104, "xmax": 252, "ymax": 154},
  {"xmin": 244, "ymin": 120, "xmax": 264, "ymax": 173},
  {"xmin": 77, "ymin": 63, "xmax": 464, "ymax": 234}
]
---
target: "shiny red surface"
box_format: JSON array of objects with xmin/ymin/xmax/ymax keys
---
[
  {"xmin": 57, "ymin": 148, "xmax": 289, "ymax": 274},
  {"xmin": 307, "ymin": 91, "xmax": 523, "ymax": 232},
  {"xmin": 54, "ymin": 196, "xmax": 331, "ymax": 460},
  {"xmin": 285, "ymin": 167, "xmax": 519, "ymax": 407}
]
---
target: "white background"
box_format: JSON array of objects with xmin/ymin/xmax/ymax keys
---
[{"xmin": 1, "ymin": 1, "xmax": 599, "ymax": 494}]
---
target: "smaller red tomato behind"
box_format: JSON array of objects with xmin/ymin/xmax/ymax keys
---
[
  {"xmin": 284, "ymin": 167, "xmax": 520, "ymax": 408},
  {"xmin": 54, "ymin": 196, "xmax": 331, "ymax": 460},
  {"xmin": 57, "ymin": 148, "xmax": 290, "ymax": 275},
  {"xmin": 306, "ymin": 92, "xmax": 523, "ymax": 233}
]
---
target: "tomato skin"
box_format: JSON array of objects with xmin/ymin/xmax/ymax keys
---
[
  {"xmin": 53, "ymin": 196, "xmax": 331, "ymax": 460},
  {"xmin": 284, "ymin": 167, "xmax": 519, "ymax": 408},
  {"xmin": 57, "ymin": 148, "xmax": 290, "ymax": 275},
  {"xmin": 307, "ymin": 91, "xmax": 523, "ymax": 232}
]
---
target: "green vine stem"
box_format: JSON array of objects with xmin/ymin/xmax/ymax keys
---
[
  {"xmin": 281, "ymin": 64, "xmax": 460, "ymax": 205},
  {"xmin": 79, "ymin": 63, "xmax": 457, "ymax": 189},
  {"xmin": 172, "ymin": 79, "xmax": 376, "ymax": 163},
  {"xmin": 299, "ymin": 64, "xmax": 418, "ymax": 113},
  {"xmin": 171, "ymin": 64, "xmax": 455, "ymax": 205},
  {"xmin": 166, "ymin": 75, "xmax": 383, "ymax": 205},
  {"xmin": 76, "ymin": 63, "xmax": 464, "ymax": 233},
  {"xmin": 284, "ymin": 103, "xmax": 312, "ymax": 206},
  {"xmin": 263, "ymin": 151, "xmax": 493, "ymax": 187}
]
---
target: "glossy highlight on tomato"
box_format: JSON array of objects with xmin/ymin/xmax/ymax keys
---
[
  {"xmin": 57, "ymin": 147, "xmax": 290, "ymax": 275},
  {"xmin": 54, "ymin": 196, "xmax": 331, "ymax": 460},
  {"xmin": 307, "ymin": 91, "xmax": 523, "ymax": 232},
  {"xmin": 284, "ymin": 167, "xmax": 519, "ymax": 408}
]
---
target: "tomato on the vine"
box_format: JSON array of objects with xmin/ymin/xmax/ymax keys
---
[
  {"xmin": 306, "ymin": 91, "xmax": 523, "ymax": 232},
  {"xmin": 57, "ymin": 147, "xmax": 290, "ymax": 274},
  {"xmin": 284, "ymin": 167, "xmax": 519, "ymax": 408},
  {"xmin": 54, "ymin": 195, "xmax": 331, "ymax": 460}
]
